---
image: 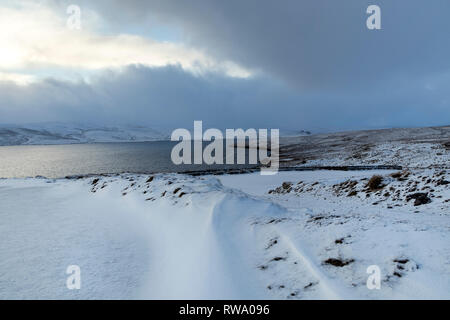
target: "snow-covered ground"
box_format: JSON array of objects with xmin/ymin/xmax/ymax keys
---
[{"xmin": 1, "ymin": 168, "xmax": 448, "ymax": 299}]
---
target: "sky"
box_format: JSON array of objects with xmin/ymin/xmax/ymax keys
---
[{"xmin": 0, "ymin": 0, "xmax": 449, "ymax": 132}]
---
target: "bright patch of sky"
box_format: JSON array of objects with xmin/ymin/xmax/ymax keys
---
[{"xmin": 0, "ymin": 1, "xmax": 251, "ymax": 84}]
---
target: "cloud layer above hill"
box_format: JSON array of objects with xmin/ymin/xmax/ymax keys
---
[{"xmin": 0, "ymin": 0, "xmax": 449, "ymax": 131}]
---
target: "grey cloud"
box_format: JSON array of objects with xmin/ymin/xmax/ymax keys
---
[
  {"xmin": 66, "ymin": 0, "xmax": 450, "ymax": 90},
  {"xmin": 3, "ymin": 1, "xmax": 450, "ymax": 131},
  {"xmin": 1, "ymin": 65, "xmax": 448, "ymax": 132}
]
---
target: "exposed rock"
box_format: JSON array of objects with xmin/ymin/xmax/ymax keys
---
[
  {"xmin": 323, "ymin": 258, "xmax": 354, "ymax": 267},
  {"xmin": 282, "ymin": 182, "xmax": 292, "ymax": 190},
  {"xmin": 406, "ymin": 192, "xmax": 431, "ymax": 206},
  {"xmin": 173, "ymin": 187, "xmax": 181, "ymax": 194},
  {"xmin": 436, "ymin": 179, "xmax": 449, "ymax": 186}
]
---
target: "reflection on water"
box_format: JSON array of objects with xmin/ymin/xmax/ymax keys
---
[{"xmin": 0, "ymin": 141, "xmax": 257, "ymax": 178}]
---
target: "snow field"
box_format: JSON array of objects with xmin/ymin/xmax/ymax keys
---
[{"xmin": 0, "ymin": 169, "xmax": 449, "ymax": 299}]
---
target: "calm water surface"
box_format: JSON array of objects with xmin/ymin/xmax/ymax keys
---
[{"xmin": 0, "ymin": 142, "xmax": 256, "ymax": 178}]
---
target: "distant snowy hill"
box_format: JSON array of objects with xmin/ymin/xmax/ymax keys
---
[
  {"xmin": 0, "ymin": 123, "xmax": 312, "ymax": 146},
  {"xmin": 0, "ymin": 123, "xmax": 170, "ymax": 145}
]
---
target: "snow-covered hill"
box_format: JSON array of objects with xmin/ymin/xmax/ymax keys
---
[
  {"xmin": 0, "ymin": 123, "xmax": 170, "ymax": 145},
  {"xmin": 280, "ymin": 125, "xmax": 450, "ymax": 169},
  {"xmin": 0, "ymin": 123, "xmax": 314, "ymax": 146}
]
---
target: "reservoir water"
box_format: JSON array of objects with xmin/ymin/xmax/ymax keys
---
[{"xmin": 0, "ymin": 141, "xmax": 257, "ymax": 178}]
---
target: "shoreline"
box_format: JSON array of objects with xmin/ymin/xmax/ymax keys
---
[{"xmin": 0, "ymin": 165, "xmax": 405, "ymax": 180}]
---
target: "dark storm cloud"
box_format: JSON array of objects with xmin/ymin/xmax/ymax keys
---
[
  {"xmin": 1, "ymin": 65, "xmax": 449, "ymax": 132},
  {"xmin": 68, "ymin": 0, "xmax": 450, "ymax": 89}
]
